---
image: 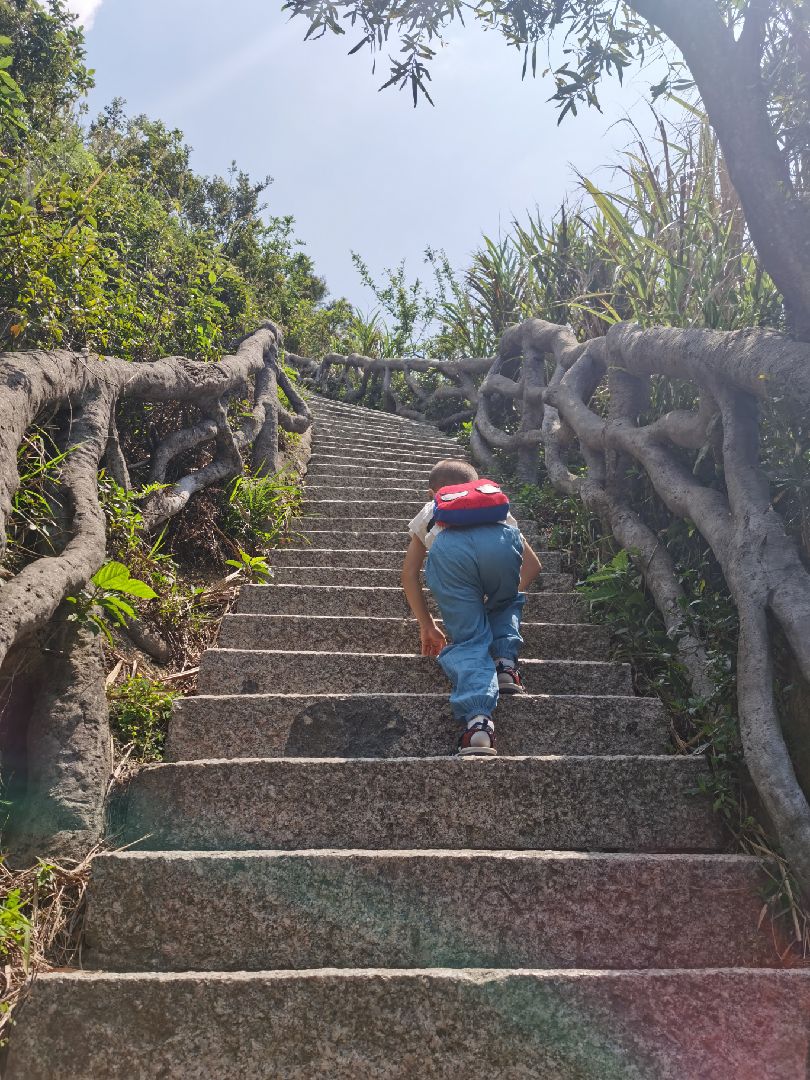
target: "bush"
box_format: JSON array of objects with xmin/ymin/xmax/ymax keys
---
[
  {"xmin": 222, "ymin": 469, "xmax": 302, "ymax": 552},
  {"xmin": 107, "ymin": 676, "xmax": 177, "ymax": 761}
]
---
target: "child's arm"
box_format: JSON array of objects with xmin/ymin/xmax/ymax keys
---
[
  {"xmin": 401, "ymin": 534, "xmax": 447, "ymax": 657},
  {"xmin": 519, "ymin": 539, "xmax": 542, "ymax": 592}
]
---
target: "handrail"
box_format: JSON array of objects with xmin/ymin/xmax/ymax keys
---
[
  {"xmin": 0, "ymin": 322, "xmax": 313, "ymax": 860},
  {"xmin": 0, "ymin": 322, "xmax": 310, "ymax": 680}
]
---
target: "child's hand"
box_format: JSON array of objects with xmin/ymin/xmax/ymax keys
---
[{"xmin": 420, "ymin": 620, "xmax": 447, "ymax": 657}]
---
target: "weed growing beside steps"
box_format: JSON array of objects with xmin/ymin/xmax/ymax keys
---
[
  {"xmin": 108, "ymin": 677, "xmax": 178, "ymax": 762},
  {"xmin": 0, "ymin": 853, "xmax": 92, "ymax": 1047},
  {"xmin": 223, "ymin": 468, "xmax": 303, "ymax": 552}
]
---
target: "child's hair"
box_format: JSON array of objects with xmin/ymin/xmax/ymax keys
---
[{"xmin": 429, "ymin": 458, "xmax": 479, "ymax": 491}]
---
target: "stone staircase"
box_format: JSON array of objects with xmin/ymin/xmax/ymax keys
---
[{"xmin": 8, "ymin": 395, "xmax": 810, "ymax": 1078}]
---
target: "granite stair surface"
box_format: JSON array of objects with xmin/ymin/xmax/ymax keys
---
[{"xmin": 8, "ymin": 393, "xmax": 810, "ymax": 1079}]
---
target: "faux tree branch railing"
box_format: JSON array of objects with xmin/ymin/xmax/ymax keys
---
[
  {"xmin": 0, "ymin": 322, "xmax": 310, "ymax": 674},
  {"xmin": 291, "ymin": 319, "xmax": 810, "ymax": 895},
  {"xmin": 0, "ymin": 322, "xmax": 310, "ymax": 859}
]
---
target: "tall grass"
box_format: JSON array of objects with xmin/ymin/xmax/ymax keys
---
[{"xmin": 425, "ymin": 114, "xmax": 784, "ymax": 359}]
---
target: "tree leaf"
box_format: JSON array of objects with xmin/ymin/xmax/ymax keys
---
[{"xmin": 92, "ymin": 561, "xmax": 130, "ymax": 591}]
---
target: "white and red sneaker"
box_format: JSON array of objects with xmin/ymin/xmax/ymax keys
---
[
  {"xmin": 458, "ymin": 716, "xmax": 497, "ymax": 757},
  {"xmin": 496, "ymin": 661, "xmax": 526, "ymax": 695}
]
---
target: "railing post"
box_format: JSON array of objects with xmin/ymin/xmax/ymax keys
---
[{"xmin": 516, "ymin": 342, "xmax": 545, "ymax": 484}]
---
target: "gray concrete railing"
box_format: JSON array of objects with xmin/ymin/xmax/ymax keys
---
[{"xmin": 0, "ymin": 322, "xmax": 311, "ymax": 860}]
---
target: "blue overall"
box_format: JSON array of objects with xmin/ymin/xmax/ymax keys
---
[{"xmin": 424, "ymin": 523, "xmax": 525, "ymax": 723}]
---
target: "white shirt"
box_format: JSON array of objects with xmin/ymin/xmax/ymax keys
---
[{"xmin": 407, "ymin": 501, "xmax": 520, "ymax": 551}]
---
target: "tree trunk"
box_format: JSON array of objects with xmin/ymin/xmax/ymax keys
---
[
  {"xmin": 632, "ymin": 0, "xmax": 810, "ymax": 338},
  {"xmin": 6, "ymin": 616, "xmax": 112, "ymax": 865}
]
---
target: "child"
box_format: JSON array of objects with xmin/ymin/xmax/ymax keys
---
[{"xmin": 401, "ymin": 459, "xmax": 542, "ymax": 756}]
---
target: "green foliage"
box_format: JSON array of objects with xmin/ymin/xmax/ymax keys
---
[
  {"xmin": 0, "ymin": 0, "xmax": 92, "ymax": 137},
  {"xmin": 108, "ymin": 675, "xmax": 177, "ymax": 760},
  {"xmin": 223, "ymin": 470, "xmax": 302, "ymax": 551},
  {"xmin": 518, "ymin": 479, "xmax": 764, "ymax": 848},
  {"xmin": 570, "ymin": 123, "xmax": 782, "ymax": 331},
  {"xmin": 0, "ymin": 887, "xmax": 30, "ymax": 962},
  {"xmin": 66, "ymin": 559, "xmax": 157, "ymax": 643},
  {"xmin": 573, "ymin": 543, "xmax": 766, "ymax": 842},
  {"xmin": 3, "ymin": 427, "xmax": 71, "ymax": 573},
  {"xmin": 350, "ymin": 253, "xmax": 439, "ymax": 355},
  {"xmin": 0, "ymin": 5, "xmax": 351, "ymax": 359},
  {"xmin": 0, "ymin": 34, "xmax": 24, "ymax": 150},
  {"xmin": 0, "ymin": 854, "xmax": 91, "ymax": 1045},
  {"xmin": 225, "ymin": 548, "xmax": 273, "ymax": 583},
  {"xmin": 97, "ymin": 477, "xmax": 222, "ymax": 648},
  {"xmin": 285, "ymin": 0, "xmax": 670, "ymax": 111},
  {"xmin": 347, "ymin": 115, "xmax": 781, "ymax": 379}
]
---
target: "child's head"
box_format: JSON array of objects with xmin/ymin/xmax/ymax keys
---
[{"xmin": 428, "ymin": 458, "xmax": 479, "ymax": 496}]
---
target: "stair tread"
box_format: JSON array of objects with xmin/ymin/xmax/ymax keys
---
[
  {"xmin": 10, "ymin": 391, "xmax": 780, "ymax": 1074},
  {"xmin": 120, "ymin": 754, "xmax": 722, "ymax": 853},
  {"xmin": 81, "ymin": 849, "xmax": 776, "ymax": 973},
  {"xmin": 10, "ymin": 967, "xmax": 810, "ymax": 1080}
]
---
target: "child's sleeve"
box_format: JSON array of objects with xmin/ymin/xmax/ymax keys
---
[{"xmin": 407, "ymin": 502, "xmax": 433, "ymax": 545}]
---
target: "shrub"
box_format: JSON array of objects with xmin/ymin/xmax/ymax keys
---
[
  {"xmin": 107, "ymin": 676, "xmax": 177, "ymax": 761},
  {"xmin": 222, "ymin": 469, "xmax": 302, "ymax": 551}
]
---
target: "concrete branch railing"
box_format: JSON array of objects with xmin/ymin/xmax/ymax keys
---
[
  {"xmin": 289, "ymin": 318, "xmax": 810, "ymax": 895},
  {"xmin": 0, "ymin": 322, "xmax": 311, "ymax": 860}
]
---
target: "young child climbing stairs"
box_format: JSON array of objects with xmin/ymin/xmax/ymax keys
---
[{"xmin": 401, "ymin": 458, "xmax": 542, "ymax": 755}]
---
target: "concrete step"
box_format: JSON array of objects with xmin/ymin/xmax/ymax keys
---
[
  {"xmin": 312, "ymin": 443, "xmax": 462, "ymax": 465},
  {"xmin": 299, "ymin": 515, "xmax": 422, "ymax": 531},
  {"xmin": 309, "ymin": 400, "xmax": 442, "ymax": 423},
  {"xmin": 306, "ymin": 461, "xmax": 433, "ymax": 480},
  {"xmin": 217, "ymin": 613, "xmax": 599, "ymax": 657},
  {"xmin": 311, "ymin": 405, "xmax": 444, "ymax": 433},
  {"xmin": 313, "ymin": 427, "xmax": 457, "ymax": 444},
  {"xmin": 267, "ymin": 566, "xmax": 573, "ymax": 591},
  {"xmin": 271, "ymin": 546, "xmax": 411, "ymax": 568},
  {"xmin": 196, "ymin": 649, "xmax": 633, "ymax": 697},
  {"xmin": 167, "ymin": 692, "xmax": 669, "ymax": 760},
  {"xmin": 237, "ymin": 584, "xmax": 586, "ymax": 620},
  {"xmin": 270, "ymin": 565, "xmax": 416, "ymax": 587},
  {"xmin": 312, "ymin": 409, "xmax": 443, "ymax": 427},
  {"xmin": 280, "ymin": 529, "xmax": 416, "ymax": 550},
  {"xmin": 306, "ymin": 458, "xmax": 437, "ymax": 479},
  {"xmin": 309, "ymin": 447, "xmax": 458, "ymax": 466},
  {"xmin": 314, "ymin": 429, "xmax": 459, "ymax": 452},
  {"xmin": 83, "ymin": 850, "xmax": 775, "ymax": 973},
  {"xmin": 309, "ymin": 399, "xmax": 441, "ymax": 420},
  {"xmin": 305, "ymin": 480, "xmax": 426, "ymax": 498},
  {"xmin": 314, "ymin": 430, "xmax": 453, "ymax": 451},
  {"xmin": 10, "ymin": 968, "xmax": 810, "ymax": 1080},
  {"xmin": 270, "ymin": 547, "xmax": 564, "ymax": 572},
  {"xmin": 120, "ymin": 756, "xmax": 722, "ymax": 852},
  {"xmin": 301, "ymin": 498, "xmax": 427, "ymax": 520}
]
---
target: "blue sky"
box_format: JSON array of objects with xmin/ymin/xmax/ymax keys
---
[{"xmin": 69, "ymin": 0, "xmax": 674, "ymax": 308}]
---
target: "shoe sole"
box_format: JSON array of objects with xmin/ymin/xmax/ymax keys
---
[
  {"xmin": 457, "ymin": 746, "xmax": 498, "ymax": 757},
  {"xmin": 498, "ymin": 683, "xmax": 526, "ymax": 695}
]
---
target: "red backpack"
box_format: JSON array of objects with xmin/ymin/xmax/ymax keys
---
[{"xmin": 432, "ymin": 479, "xmax": 510, "ymax": 527}]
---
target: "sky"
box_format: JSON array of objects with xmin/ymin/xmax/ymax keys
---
[{"xmin": 67, "ymin": 0, "xmax": 675, "ymax": 309}]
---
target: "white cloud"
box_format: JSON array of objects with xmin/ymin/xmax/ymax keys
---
[{"xmin": 65, "ymin": 0, "xmax": 104, "ymax": 29}]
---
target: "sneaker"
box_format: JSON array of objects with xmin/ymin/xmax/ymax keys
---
[
  {"xmin": 458, "ymin": 716, "xmax": 497, "ymax": 757},
  {"xmin": 496, "ymin": 661, "xmax": 526, "ymax": 695}
]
